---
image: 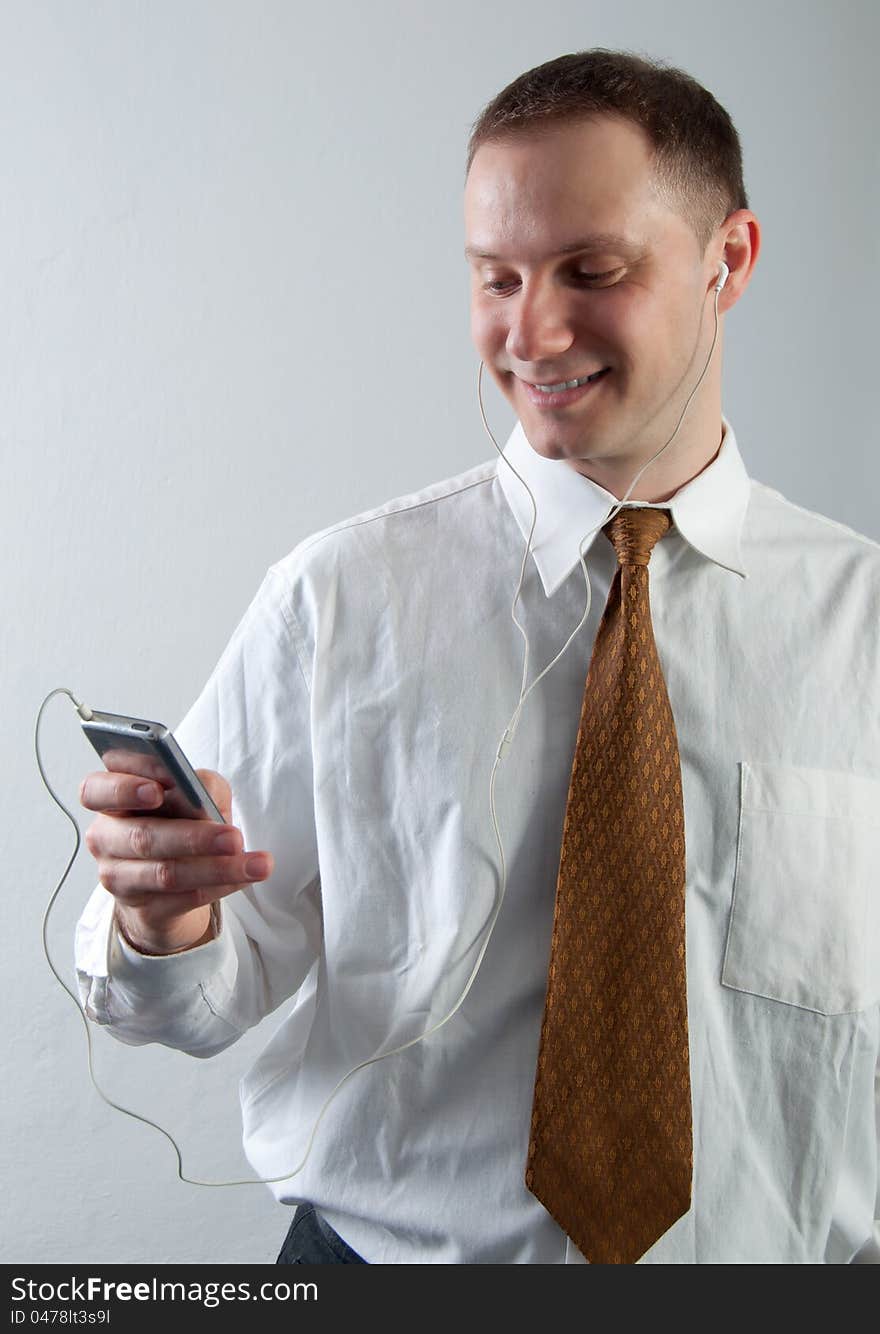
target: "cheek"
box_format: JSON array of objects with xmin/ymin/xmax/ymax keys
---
[
  {"xmin": 470, "ymin": 303, "xmax": 503, "ymax": 351},
  {"xmin": 593, "ymin": 289, "xmax": 640, "ymax": 341}
]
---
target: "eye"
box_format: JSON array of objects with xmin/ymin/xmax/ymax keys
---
[
  {"xmin": 483, "ymin": 269, "xmax": 620, "ymax": 293},
  {"xmin": 570, "ymin": 268, "xmax": 618, "ymax": 284}
]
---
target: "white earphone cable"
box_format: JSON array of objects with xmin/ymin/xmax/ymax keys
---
[{"xmin": 36, "ymin": 264, "xmax": 726, "ymax": 1187}]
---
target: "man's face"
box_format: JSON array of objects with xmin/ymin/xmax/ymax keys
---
[{"xmin": 464, "ymin": 115, "xmax": 723, "ymax": 491}]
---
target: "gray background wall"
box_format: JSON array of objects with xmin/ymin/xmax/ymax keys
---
[{"xmin": 3, "ymin": 0, "xmax": 876, "ymax": 1264}]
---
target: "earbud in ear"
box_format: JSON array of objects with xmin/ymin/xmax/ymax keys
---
[{"xmin": 715, "ymin": 261, "xmax": 730, "ymax": 292}]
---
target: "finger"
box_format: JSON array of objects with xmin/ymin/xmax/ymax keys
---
[
  {"xmin": 86, "ymin": 815, "xmax": 243, "ymax": 862},
  {"xmin": 96, "ymin": 851, "xmax": 275, "ymax": 898},
  {"xmin": 196, "ymin": 770, "xmax": 233, "ymax": 824},
  {"xmin": 109, "ymin": 881, "xmax": 250, "ymax": 928},
  {"xmin": 80, "ymin": 772, "xmax": 165, "ymax": 813}
]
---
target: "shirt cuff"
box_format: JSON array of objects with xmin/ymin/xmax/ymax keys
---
[{"xmin": 109, "ymin": 901, "xmax": 232, "ymax": 999}]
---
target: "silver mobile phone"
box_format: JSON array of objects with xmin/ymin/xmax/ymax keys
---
[{"xmin": 81, "ymin": 709, "xmax": 224, "ymax": 823}]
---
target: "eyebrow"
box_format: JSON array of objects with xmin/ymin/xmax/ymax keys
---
[{"xmin": 463, "ymin": 234, "xmax": 642, "ymax": 261}]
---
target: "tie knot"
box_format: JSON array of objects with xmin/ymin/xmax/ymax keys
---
[{"xmin": 602, "ymin": 507, "xmax": 673, "ymax": 567}]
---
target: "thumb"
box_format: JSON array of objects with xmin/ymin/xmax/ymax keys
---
[{"xmin": 196, "ymin": 769, "xmax": 234, "ymax": 824}]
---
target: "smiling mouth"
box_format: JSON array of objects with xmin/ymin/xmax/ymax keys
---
[
  {"xmin": 517, "ymin": 367, "xmax": 612, "ymax": 407},
  {"xmin": 524, "ymin": 368, "xmax": 610, "ymax": 391}
]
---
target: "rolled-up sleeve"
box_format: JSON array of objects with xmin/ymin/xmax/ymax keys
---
[{"xmin": 74, "ymin": 564, "xmax": 323, "ymax": 1058}]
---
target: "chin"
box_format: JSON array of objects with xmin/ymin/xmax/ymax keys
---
[
  {"xmin": 527, "ymin": 432, "xmax": 568, "ymax": 460},
  {"xmin": 523, "ymin": 404, "xmax": 595, "ymax": 440},
  {"xmin": 519, "ymin": 421, "xmax": 587, "ymax": 461}
]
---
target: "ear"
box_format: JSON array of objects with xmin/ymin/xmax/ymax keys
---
[{"xmin": 714, "ymin": 210, "xmax": 761, "ymax": 311}]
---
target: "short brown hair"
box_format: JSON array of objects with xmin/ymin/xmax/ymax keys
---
[{"xmin": 465, "ymin": 49, "xmax": 749, "ymax": 259}]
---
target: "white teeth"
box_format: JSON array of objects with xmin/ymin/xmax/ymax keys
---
[{"xmin": 533, "ymin": 371, "xmax": 605, "ymax": 392}]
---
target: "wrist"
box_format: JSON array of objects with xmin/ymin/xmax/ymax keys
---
[{"xmin": 114, "ymin": 905, "xmax": 217, "ymax": 957}]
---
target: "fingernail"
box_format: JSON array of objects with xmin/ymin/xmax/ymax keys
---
[
  {"xmin": 137, "ymin": 784, "xmax": 159, "ymax": 804},
  {"xmin": 245, "ymin": 854, "xmax": 268, "ymax": 879},
  {"xmin": 214, "ymin": 832, "xmax": 238, "ymax": 853}
]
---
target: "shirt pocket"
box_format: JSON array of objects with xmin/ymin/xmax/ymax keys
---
[{"xmin": 721, "ymin": 760, "xmax": 880, "ymax": 1015}]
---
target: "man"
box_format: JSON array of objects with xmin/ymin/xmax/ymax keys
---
[{"xmin": 75, "ymin": 50, "xmax": 879, "ymax": 1263}]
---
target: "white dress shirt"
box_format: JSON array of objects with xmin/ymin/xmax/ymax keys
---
[{"xmin": 75, "ymin": 414, "xmax": 880, "ymax": 1263}]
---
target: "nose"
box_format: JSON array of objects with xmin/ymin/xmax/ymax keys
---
[{"xmin": 505, "ymin": 278, "xmax": 576, "ymax": 366}]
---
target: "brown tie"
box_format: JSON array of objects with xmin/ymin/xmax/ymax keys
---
[{"xmin": 525, "ymin": 505, "xmax": 692, "ymax": 1264}]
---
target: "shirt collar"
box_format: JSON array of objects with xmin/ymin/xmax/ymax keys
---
[{"xmin": 495, "ymin": 413, "xmax": 751, "ymax": 597}]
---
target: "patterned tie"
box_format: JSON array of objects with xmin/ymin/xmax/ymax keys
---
[{"xmin": 525, "ymin": 505, "xmax": 692, "ymax": 1264}]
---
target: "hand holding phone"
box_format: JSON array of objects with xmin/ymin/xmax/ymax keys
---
[{"xmin": 79, "ymin": 710, "xmax": 275, "ymax": 955}]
